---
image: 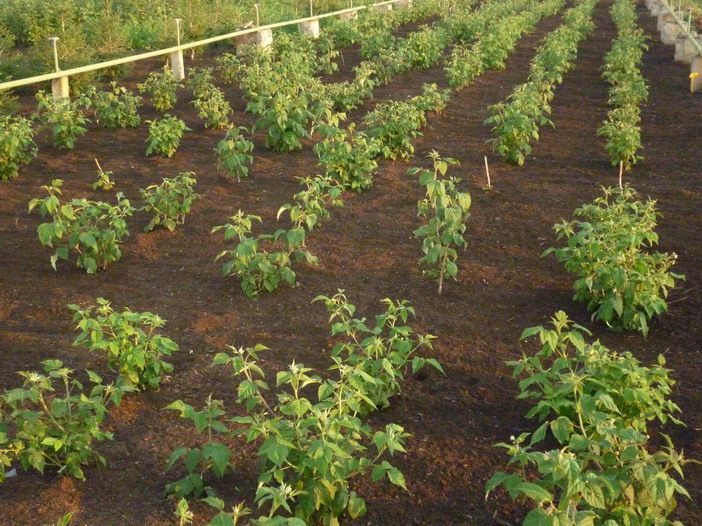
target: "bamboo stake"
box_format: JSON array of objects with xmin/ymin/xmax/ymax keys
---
[{"xmin": 484, "ymin": 155, "xmax": 492, "ymax": 189}]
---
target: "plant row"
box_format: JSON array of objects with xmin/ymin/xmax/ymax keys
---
[
  {"xmin": 597, "ymin": 0, "xmax": 649, "ymax": 171},
  {"xmin": 484, "ymin": 0, "xmax": 598, "ymax": 166}
]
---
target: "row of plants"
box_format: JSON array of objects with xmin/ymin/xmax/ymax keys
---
[
  {"xmin": 446, "ymin": 0, "xmax": 566, "ymax": 89},
  {"xmin": 484, "ymin": 0, "xmax": 598, "ymax": 166},
  {"xmin": 597, "ymin": 0, "xmax": 649, "ymax": 171},
  {"xmin": 0, "ymin": 298, "xmax": 179, "ymax": 481},
  {"xmin": 29, "ymin": 171, "xmax": 199, "ymax": 273},
  {"xmin": 166, "ymin": 291, "xmax": 442, "ymax": 525}
]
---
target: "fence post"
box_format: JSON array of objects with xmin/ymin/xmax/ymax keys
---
[
  {"xmin": 691, "ymin": 56, "xmax": 702, "ymax": 92},
  {"xmin": 48, "ymin": 37, "xmax": 70, "ymax": 100},
  {"xmin": 170, "ymin": 19, "xmax": 186, "ymax": 81},
  {"xmin": 298, "ymin": 19, "xmax": 320, "ymax": 38}
]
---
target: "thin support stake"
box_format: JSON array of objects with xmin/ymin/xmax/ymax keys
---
[
  {"xmin": 484, "ymin": 155, "xmax": 492, "ymax": 189},
  {"xmin": 175, "ymin": 19, "xmax": 182, "ymax": 47},
  {"xmin": 619, "ymin": 161, "xmax": 624, "ymax": 190},
  {"xmin": 49, "ymin": 37, "xmax": 60, "ymax": 72},
  {"xmin": 310, "ymin": 0, "xmax": 314, "ymax": 17},
  {"xmin": 254, "ymin": 4, "xmax": 260, "ymax": 27}
]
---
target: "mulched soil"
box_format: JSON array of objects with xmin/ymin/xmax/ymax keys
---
[{"xmin": 0, "ymin": 1, "xmax": 700, "ymax": 524}]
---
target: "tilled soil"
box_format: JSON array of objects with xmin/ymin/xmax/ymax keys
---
[{"xmin": 0, "ymin": 2, "xmax": 700, "ymax": 525}]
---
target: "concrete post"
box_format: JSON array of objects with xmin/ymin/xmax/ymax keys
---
[
  {"xmin": 339, "ymin": 11, "xmax": 358, "ymax": 21},
  {"xmin": 675, "ymin": 35, "xmax": 689, "ymax": 62},
  {"xmin": 661, "ymin": 21, "xmax": 682, "ymax": 45},
  {"xmin": 235, "ymin": 29, "xmax": 273, "ymax": 55},
  {"xmin": 170, "ymin": 50, "xmax": 186, "ymax": 81},
  {"xmin": 658, "ymin": 11, "xmax": 675, "ymax": 30},
  {"xmin": 298, "ymin": 19, "xmax": 320, "ymax": 38},
  {"xmin": 372, "ymin": 4, "xmax": 393, "ymax": 12},
  {"xmin": 396, "ymin": 0, "xmax": 412, "ymax": 7},
  {"xmin": 51, "ymin": 76, "xmax": 70, "ymax": 100},
  {"xmin": 692, "ymin": 56, "xmax": 702, "ymax": 92},
  {"xmin": 650, "ymin": 1, "xmax": 663, "ymax": 16}
]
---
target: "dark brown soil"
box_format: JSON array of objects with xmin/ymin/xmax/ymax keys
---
[{"xmin": 1, "ymin": 2, "xmax": 700, "ymax": 525}]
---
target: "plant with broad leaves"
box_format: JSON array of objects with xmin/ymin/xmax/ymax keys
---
[
  {"xmin": 137, "ymin": 66, "xmax": 182, "ymax": 111},
  {"xmin": 165, "ymin": 397, "xmax": 232, "ymax": 499},
  {"xmin": 364, "ymin": 100, "xmax": 425, "ymax": 161},
  {"xmin": 486, "ymin": 311, "xmax": 696, "ymax": 525},
  {"xmin": 192, "ymin": 87, "xmax": 232, "ymax": 129},
  {"xmin": 69, "ymin": 297, "xmax": 179, "ymax": 390},
  {"xmin": 0, "ymin": 115, "xmax": 37, "ymax": 180},
  {"xmin": 28, "ymin": 179, "xmax": 134, "ymax": 273},
  {"xmin": 86, "ymin": 82, "xmax": 141, "ymax": 128},
  {"xmin": 215, "ymin": 126, "xmax": 254, "ymax": 180},
  {"xmin": 212, "ymin": 211, "xmax": 316, "ymax": 298},
  {"xmin": 409, "ymin": 152, "xmax": 471, "ymax": 294},
  {"xmin": 34, "ymin": 91, "xmax": 90, "ymax": 150},
  {"xmin": 543, "ymin": 185, "xmax": 683, "ymax": 336},
  {"xmin": 140, "ymin": 172, "xmax": 199, "ymax": 232},
  {"xmin": 314, "ymin": 290, "xmax": 441, "ymax": 412},
  {"xmin": 186, "ymin": 67, "xmax": 216, "ymax": 99},
  {"xmin": 313, "ymin": 124, "xmax": 378, "ymax": 193},
  {"xmin": 212, "ymin": 344, "xmax": 411, "ymax": 525},
  {"xmin": 0, "ymin": 360, "xmax": 127, "ymax": 482},
  {"xmin": 277, "ymin": 174, "xmax": 344, "ymax": 238},
  {"xmin": 145, "ymin": 114, "xmax": 191, "ymax": 158}
]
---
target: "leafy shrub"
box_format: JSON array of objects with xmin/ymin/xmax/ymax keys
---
[
  {"xmin": 185, "ymin": 67, "xmax": 216, "ymax": 99},
  {"xmin": 409, "ymin": 152, "xmax": 471, "ymax": 294},
  {"xmin": 140, "ymin": 172, "xmax": 199, "ymax": 232},
  {"xmin": 0, "ymin": 360, "xmax": 126, "ymax": 481},
  {"xmin": 215, "ymin": 126, "xmax": 254, "ymax": 180},
  {"xmin": 212, "ymin": 345, "xmax": 411, "ymax": 524},
  {"xmin": 544, "ymin": 185, "xmax": 683, "ymax": 336},
  {"xmin": 314, "ymin": 124, "xmax": 378, "ymax": 193},
  {"xmin": 137, "ymin": 66, "xmax": 182, "ymax": 111},
  {"xmin": 277, "ymin": 175, "xmax": 344, "ymax": 237},
  {"xmin": 0, "ymin": 115, "xmax": 37, "ymax": 180},
  {"xmin": 69, "ymin": 297, "xmax": 179, "ymax": 390},
  {"xmin": 34, "ymin": 91, "xmax": 90, "ymax": 150},
  {"xmin": 364, "ymin": 100, "xmax": 425, "ymax": 160},
  {"xmin": 87, "ymin": 82, "xmax": 141, "ymax": 128},
  {"xmin": 165, "ymin": 397, "xmax": 232, "ymax": 499},
  {"xmin": 145, "ymin": 114, "xmax": 190, "ymax": 158},
  {"xmin": 28, "ymin": 179, "xmax": 134, "ymax": 274},
  {"xmin": 487, "ymin": 311, "xmax": 694, "ymax": 525},
  {"xmin": 314, "ymin": 290, "xmax": 441, "ymax": 412},
  {"xmin": 192, "ymin": 87, "xmax": 232, "ymax": 129},
  {"xmin": 212, "ymin": 212, "xmax": 316, "ymax": 298}
]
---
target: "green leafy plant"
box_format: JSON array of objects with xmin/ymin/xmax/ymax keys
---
[
  {"xmin": 215, "ymin": 126, "xmax": 254, "ymax": 180},
  {"xmin": 165, "ymin": 397, "xmax": 232, "ymax": 499},
  {"xmin": 137, "ymin": 66, "xmax": 182, "ymax": 111},
  {"xmin": 145, "ymin": 114, "xmax": 191, "ymax": 158},
  {"xmin": 139, "ymin": 172, "xmax": 199, "ymax": 232},
  {"xmin": 28, "ymin": 179, "xmax": 134, "ymax": 273},
  {"xmin": 212, "ymin": 211, "xmax": 316, "ymax": 298},
  {"xmin": 212, "ymin": 344, "xmax": 411, "ymax": 524},
  {"xmin": 409, "ymin": 152, "xmax": 471, "ymax": 294},
  {"xmin": 0, "ymin": 115, "xmax": 37, "ymax": 180},
  {"xmin": 87, "ymin": 82, "xmax": 142, "ymax": 128},
  {"xmin": 314, "ymin": 290, "xmax": 441, "ymax": 412},
  {"xmin": 92, "ymin": 159, "xmax": 115, "ymax": 190},
  {"xmin": 69, "ymin": 297, "xmax": 179, "ymax": 390},
  {"xmin": 314, "ymin": 124, "xmax": 378, "ymax": 193},
  {"xmin": 186, "ymin": 67, "xmax": 216, "ymax": 99},
  {"xmin": 192, "ymin": 87, "xmax": 232, "ymax": 129},
  {"xmin": 364, "ymin": 100, "xmax": 425, "ymax": 161},
  {"xmin": 543, "ymin": 185, "xmax": 683, "ymax": 336},
  {"xmin": 34, "ymin": 91, "xmax": 90, "ymax": 150},
  {"xmin": 486, "ymin": 311, "xmax": 696, "ymax": 525},
  {"xmin": 277, "ymin": 175, "xmax": 344, "ymax": 237},
  {"xmin": 0, "ymin": 360, "xmax": 126, "ymax": 481}
]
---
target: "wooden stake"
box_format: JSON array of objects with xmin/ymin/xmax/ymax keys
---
[
  {"xmin": 484, "ymin": 155, "xmax": 492, "ymax": 189},
  {"xmin": 619, "ymin": 161, "xmax": 624, "ymax": 190}
]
